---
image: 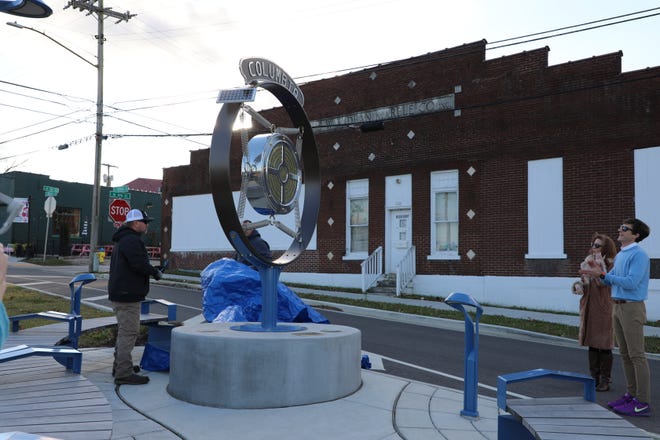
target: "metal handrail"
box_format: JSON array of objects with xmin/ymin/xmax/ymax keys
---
[
  {"xmin": 360, "ymin": 246, "xmax": 383, "ymax": 292},
  {"xmin": 395, "ymin": 246, "xmax": 416, "ymax": 296}
]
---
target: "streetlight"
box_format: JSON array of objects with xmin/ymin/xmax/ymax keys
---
[
  {"xmin": 7, "ymin": 19, "xmax": 102, "ymax": 272},
  {"xmin": 7, "ymin": 21, "xmax": 96, "ymax": 67},
  {"xmin": 0, "ymin": 0, "xmax": 52, "ymax": 17},
  {"xmin": 8, "ymin": 1, "xmax": 133, "ymax": 272}
]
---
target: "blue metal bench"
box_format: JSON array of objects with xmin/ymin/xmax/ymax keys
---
[
  {"xmin": 9, "ymin": 273, "xmax": 96, "ymax": 349},
  {"xmin": 497, "ymin": 368, "xmax": 651, "ymax": 439},
  {"xmin": 0, "ymin": 344, "xmax": 82, "ymax": 373},
  {"xmin": 2, "ymin": 274, "xmax": 96, "ymax": 373},
  {"xmin": 138, "ymin": 299, "xmax": 179, "ymax": 371},
  {"xmin": 140, "ymin": 298, "xmax": 178, "ymax": 321}
]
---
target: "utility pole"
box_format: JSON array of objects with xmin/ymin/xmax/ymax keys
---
[
  {"xmin": 65, "ymin": 0, "xmax": 135, "ymax": 272},
  {"xmin": 102, "ymin": 162, "xmax": 117, "ymax": 187}
]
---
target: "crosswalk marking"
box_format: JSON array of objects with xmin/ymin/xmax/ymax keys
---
[{"xmin": 371, "ymin": 352, "xmax": 528, "ymax": 398}]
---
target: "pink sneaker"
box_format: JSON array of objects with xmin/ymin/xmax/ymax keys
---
[
  {"xmin": 614, "ymin": 398, "xmax": 651, "ymax": 417},
  {"xmin": 607, "ymin": 392, "xmax": 632, "ymax": 409}
]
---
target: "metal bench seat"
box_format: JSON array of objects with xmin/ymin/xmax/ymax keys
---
[
  {"xmin": 497, "ymin": 368, "xmax": 651, "ymax": 439},
  {"xmin": 0, "ymin": 344, "xmax": 82, "ymax": 373}
]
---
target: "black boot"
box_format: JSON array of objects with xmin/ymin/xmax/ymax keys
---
[
  {"xmin": 597, "ymin": 349, "xmax": 613, "ymax": 392},
  {"xmin": 588, "ymin": 347, "xmax": 600, "ymax": 388}
]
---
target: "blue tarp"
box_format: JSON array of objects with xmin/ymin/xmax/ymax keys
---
[{"xmin": 201, "ymin": 258, "xmax": 329, "ymax": 324}]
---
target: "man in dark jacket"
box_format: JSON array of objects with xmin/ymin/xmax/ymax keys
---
[
  {"xmin": 234, "ymin": 220, "xmax": 272, "ymax": 267},
  {"xmin": 108, "ymin": 209, "xmax": 162, "ymax": 385}
]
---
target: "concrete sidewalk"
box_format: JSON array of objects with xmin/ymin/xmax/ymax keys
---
[
  {"xmin": 1, "ymin": 311, "xmax": 503, "ymax": 440},
  {"xmin": 80, "ymin": 346, "xmax": 502, "ymax": 440},
  {"xmin": 3, "ymin": 314, "xmax": 657, "ymax": 440}
]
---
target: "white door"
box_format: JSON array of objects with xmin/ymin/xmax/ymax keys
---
[{"xmin": 386, "ymin": 209, "xmax": 411, "ymax": 272}]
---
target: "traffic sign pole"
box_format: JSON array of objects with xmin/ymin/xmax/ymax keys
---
[
  {"xmin": 43, "ymin": 216, "xmax": 50, "ymax": 262},
  {"xmin": 43, "ymin": 196, "xmax": 56, "ymax": 262}
]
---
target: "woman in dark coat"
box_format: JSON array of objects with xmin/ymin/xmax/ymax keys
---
[{"xmin": 572, "ymin": 232, "xmax": 617, "ymax": 391}]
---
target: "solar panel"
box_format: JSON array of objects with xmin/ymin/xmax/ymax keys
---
[{"xmin": 216, "ymin": 87, "xmax": 257, "ymax": 103}]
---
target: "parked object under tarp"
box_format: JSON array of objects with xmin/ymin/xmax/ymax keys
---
[{"xmin": 201, "ymin": 258, "xmax": 329, "ymax": 324}]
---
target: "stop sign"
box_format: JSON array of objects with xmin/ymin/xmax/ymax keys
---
[{"xmin": 109, "ymin": 199, "xmax": 131, "ymax": 224}]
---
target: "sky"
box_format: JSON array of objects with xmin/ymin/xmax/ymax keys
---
[{"xmin": 1, "ymin": 0, "xmax": 659, "ymax": 187}]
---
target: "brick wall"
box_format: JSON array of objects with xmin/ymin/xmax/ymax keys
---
[{"xmin": 162, "ymin": 40, "xmax": 660, "ymax": 278}]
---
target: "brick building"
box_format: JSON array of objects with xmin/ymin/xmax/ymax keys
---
[
  {"xmin": 161, "ymin": 41, "xmax": 660, "ymax": 319},
  {"xmin": 0, "ymin": 171, "xmax": 162, "ymax": 255}
]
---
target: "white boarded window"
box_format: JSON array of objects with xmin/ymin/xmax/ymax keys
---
[
  {"xmin": 634, "ymin": 146, "xmax": 660, "ymax": 258},
  {"xmin": 346, "ymin": 179, "xmax": 369, "ymax": 256},
  {"xmin": 430, "ymin": 170, "xmax": 459, "ymax": 258},
  {"xmin": 171, "ymin": 191, "xmax": 316, "ymax": 252},
  {"xmin": 526, "ymin": 158, "xmax": 566, "ymax": 259}
]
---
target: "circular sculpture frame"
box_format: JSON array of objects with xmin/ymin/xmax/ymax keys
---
[{"xmin": 209, "ymin": 80, "xmax": 320, "ymax": 268}]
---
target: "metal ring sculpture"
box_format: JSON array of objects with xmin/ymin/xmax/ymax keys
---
[{"xmin": 209, "ymin": 58, "xmax": 320, "ymax": 268}]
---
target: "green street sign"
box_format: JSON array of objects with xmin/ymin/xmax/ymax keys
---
[
  {"xmin": 42, "ymin": 185, "xmax": 59, "ymax": 194},
  {"xmin": 44, "ymin": 191, "xmax": 58, "ymax": 197},
  {"xmin": 112, "ymin": 185, "xmax": 129, "ymax": 193},
  {"xmin": 109, "ymin": 191, "xmax": 131, "ymax": 200}
]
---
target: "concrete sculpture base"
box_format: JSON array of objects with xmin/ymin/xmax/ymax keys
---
[{"xmin": 167, "ymin": 321, "xmax": 362, "ymax": 409}]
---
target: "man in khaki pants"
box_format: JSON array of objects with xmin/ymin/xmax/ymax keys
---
[
  {"xmin": 108, "ymin": 209, "xmax": 162, "ymax": 385},
  {"xmin": 581, "ymin": 218, "xmax": 651, "ymax": 417}
]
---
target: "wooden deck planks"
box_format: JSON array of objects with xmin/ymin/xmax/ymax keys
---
[
  {"xmin": 507, "ymin": 397, "xmax": 652, "ymax": 439},
  {"xmin": 0, "ymin": 314, "xmax": 171, "ymax": 439},
  {"xmin": 0, "ymin": 357, "xmax": 112, "ymax": 439},
  {"xmin": 0, "ymin": 325, "xmax": 113, "ymax": 440}
]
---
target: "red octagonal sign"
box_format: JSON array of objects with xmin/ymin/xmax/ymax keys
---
[{"xmin": 109, "ymin": 198, "xmax": 131, "ymax": 224}]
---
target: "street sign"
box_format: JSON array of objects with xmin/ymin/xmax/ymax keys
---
[
  {"xmin": 109, "ymin": 198, "xmax": 131, "ymax": 224},
  {"xmin": 44, "ymin": 196, "xmax": 56, "ymax": 217},
  {"xmin": 42, "ymin": 185, "xmax": 59, "ymax": 195},
  {"xmin": 109, "ymin": 191, "xmax": 131, "ymax": 200},
  {"xmin": 44, "ymin": 191, "xmax": 58, "ymax": 197},
  {"xmin": 112, "ymin": 185, "xmax": 129, "ymax": 193}
]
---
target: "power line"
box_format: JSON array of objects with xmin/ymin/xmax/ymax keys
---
[
  {"xmin": 0, "ymin": 87, "xmax": 76, "ymax": 108},
  {"xmin": 488, "ymin": 11, "xmax": 660, "ymax": 51},
  {"xmin": 0, "ymin": 79, "xmax": 92, "ymax": 104},
  {"xmin": 107, "ymin": 132, "xmax": 210, "ymax": 138},
  {"xmin": 104, "ymin": 113, "xmax": 209, "ymax": 146},
  {"xmin": 488, "ymin": 6, "xmax": 660, "ymax": 44},
  {"xmin": 0, "ymin": 118, "xmax": 93, "ymax": 145},
  {"xmin": 2, "ymin": 6, "xmax": 659, "ymax": 148},
  {"xmin": 293, "ymin": 7, "xmax": 660, "ymax": 82},
  {"xmin": 0, "ymin": 107, "xmax": 89, "ymax": 136}
]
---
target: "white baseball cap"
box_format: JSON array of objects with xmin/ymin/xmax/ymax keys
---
[{"xmin": 125, "ymin": 209, "xmax": 153, "ymax": 223}]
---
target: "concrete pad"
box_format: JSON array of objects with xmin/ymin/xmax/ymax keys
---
[
  {"xmin": 343, "ymin": 371, "xmax": 407, "ymax": 409},
  {"xmin": 167, "ymin": 321, "xmax": 362, "ymax": 408},
  {"xmin": 120, "ymin": 371, "xmax": 399, "ymax": 440}
]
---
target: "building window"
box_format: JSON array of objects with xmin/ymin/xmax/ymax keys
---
[
  {"xmin": 53, "ymin": 207, "xmax": 81, "ymax": 238},
  {"xmin": 526, "ymin": 157, "xmax": 566, "ymax": 259},
  {"xmin": 345, "ymin": 179, "xmax": 368, "ymax": 258},
  {"xmin": 430, "ymin": 170, "xmax": 459, "ymax": 259}
]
